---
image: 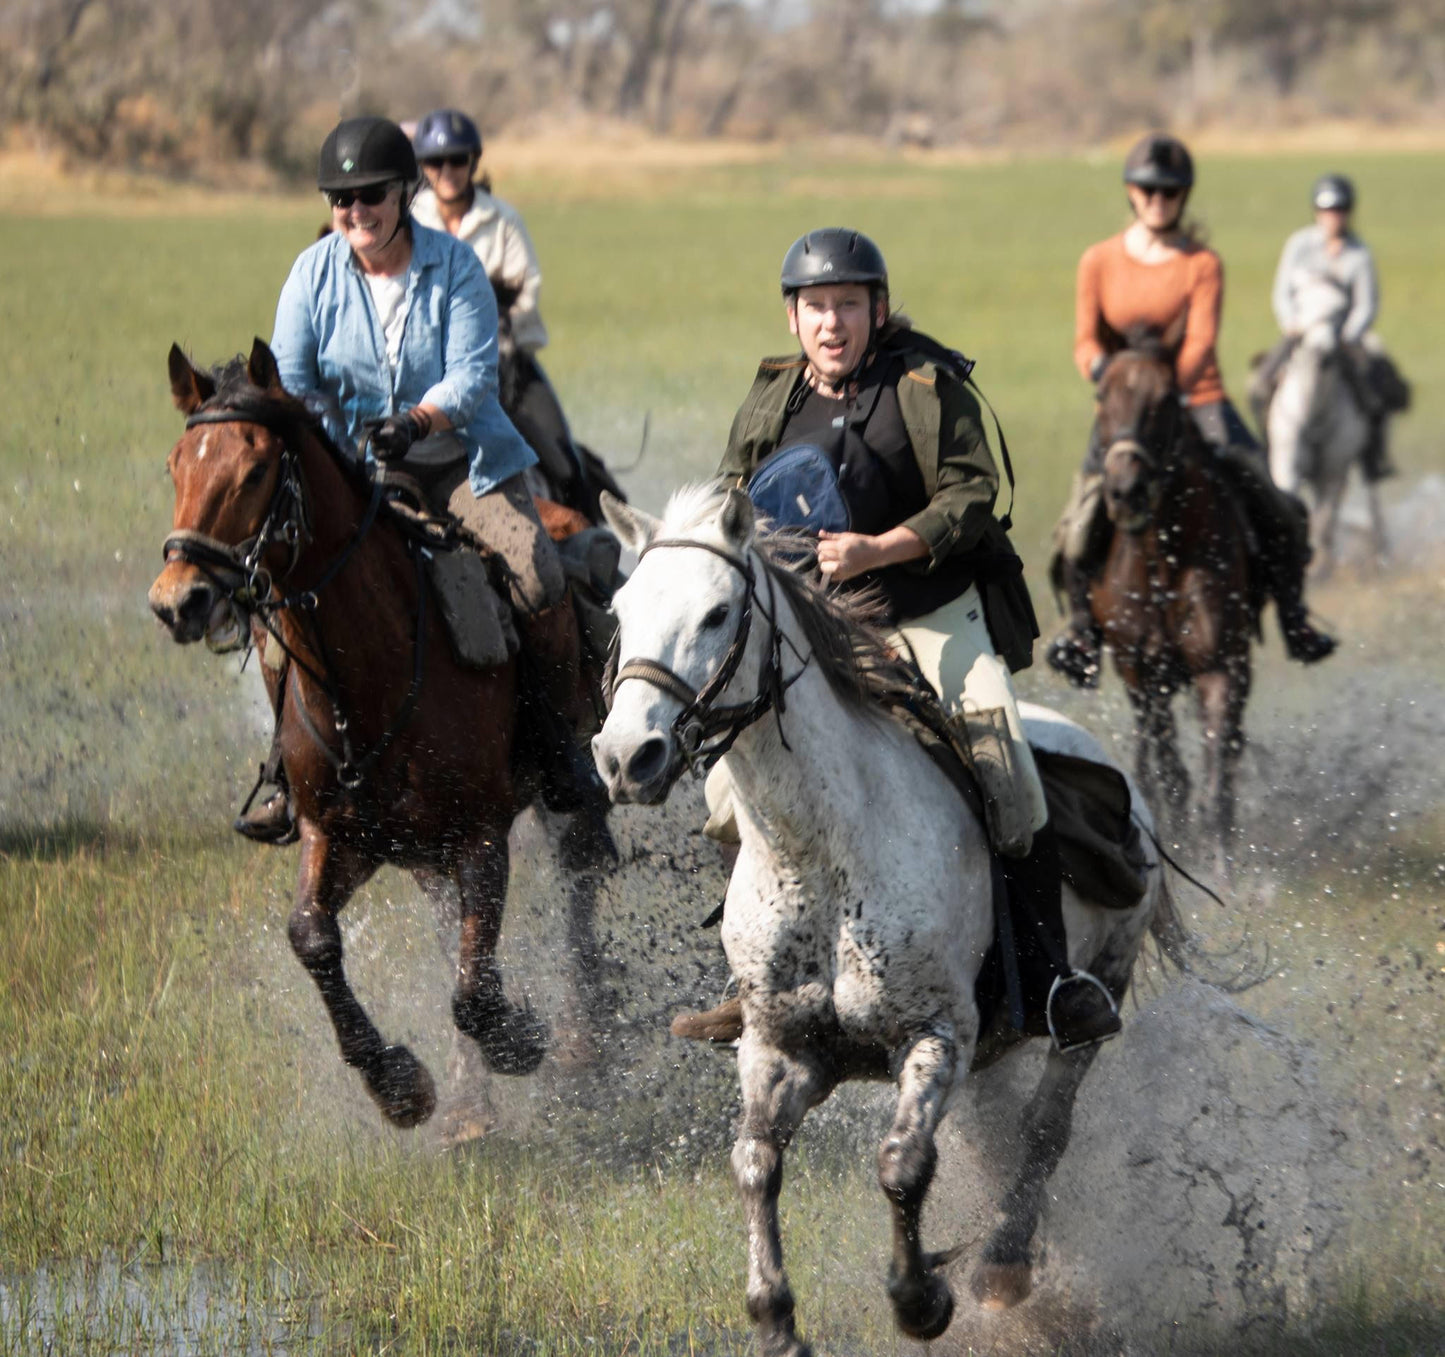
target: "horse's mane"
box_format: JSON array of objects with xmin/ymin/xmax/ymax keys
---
[
  {"xmin": 660, "ymin": 484, "xmax": 932, "ymax": 717},
  {"xmin": 203, "ymin": 357, "xmax": 372, "ymax": 493}
]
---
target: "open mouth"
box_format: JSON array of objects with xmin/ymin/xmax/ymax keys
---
[{"xmin": 204, "ymin": 596, "xmax": 247, "ymax": 653}]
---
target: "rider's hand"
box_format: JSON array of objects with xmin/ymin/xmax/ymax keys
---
[
  {"xmin": 364, "ymin": 415, "xmax": 421, "ymax": 462},
  {"xmin": 817, "ymin": 531, "xmax": 881, "ymax": 583}
]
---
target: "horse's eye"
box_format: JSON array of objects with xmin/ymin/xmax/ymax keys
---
[
  {"xmin": 701, "ymin": 604, "xmax": 730, "ymax": 631},
  {"xmin": 243, "ymin": 463, "xmax": 269, "ymax": 489}
]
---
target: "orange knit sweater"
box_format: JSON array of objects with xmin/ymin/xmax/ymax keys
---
[{"xmin": 1073, "ymin": 234, "xmax": 1226, "ymax": 407}]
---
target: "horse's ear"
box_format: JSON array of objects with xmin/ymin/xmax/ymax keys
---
[
  {"xmin": 168, "ymin": 344, "xmax": 214, "ymax": 415},
  {"xmin": 248, "ymin": 338, "xmax": 285, "ymax": 393},
  {"xmin": 717, "ymin": 487, "xmax": 754, "ymax": 547},
  {"xmin": 601, "ymin": 491, "xmax": 660, "ymax": 556}
]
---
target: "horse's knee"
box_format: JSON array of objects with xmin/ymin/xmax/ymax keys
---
[
  {"xmin": 287, "ymin": 906, "xmax": 339, "ymax": 971},
  {"xmin": 733, "ymin": 1135, "xmax": 782, "ymax": 1199},
  {"xmin": 878, "ymin": 1132, "xmax": 937, "ymax": 1209}
]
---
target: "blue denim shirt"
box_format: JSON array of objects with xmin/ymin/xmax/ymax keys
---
[{"xmin": 271, "ymin": 224, "xmax": 537, "ymax": 496}]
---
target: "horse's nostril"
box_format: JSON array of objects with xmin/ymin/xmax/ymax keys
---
[
  {"xmin": 177, "ymin": 587, "xmax": 213, "ymax": 625},
  {"xmin": 626, "ymin": 737, "xmax": 668, "ymax": 786}
]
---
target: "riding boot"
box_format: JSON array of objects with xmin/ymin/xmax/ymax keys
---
[
  {"xmin": 1212, "ymin": 449, "xmax": 1337, "ymax": 664},
  {"xmin": 999, "ymin": 824, "xmax": 1121, "ymax": 1049},
  {"xmin": 233, "ymin": 699, "xmax": 297, "ymax": 845},
  {"xmin": 1045, "ymin": 560, "xmax": 1103, "ymax": 689},
  {"xmin": 517, "ymin": 600, "xmax": 602, "ymax": 812}
]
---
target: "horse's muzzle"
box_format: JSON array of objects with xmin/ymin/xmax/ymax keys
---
[
  {"xmin": 591, "ymin": 727, "xmax": 682, "ymax": 805},
  {"xmin": 1102, "ymin": 438, "xmax": 1157, "ymax": 534},
  {"xmin": 148, "ymin": 568, "xmax": 229, "ymax": 646}
]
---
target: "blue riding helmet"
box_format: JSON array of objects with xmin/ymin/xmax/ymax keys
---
[{"xmin": 414, "ymin": 109, "xmax": 482, "ymax": 161}]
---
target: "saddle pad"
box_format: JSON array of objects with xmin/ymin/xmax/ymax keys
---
[{"xmin": 427, "ymin": 547, "xmax": 517, "ymax": 670}]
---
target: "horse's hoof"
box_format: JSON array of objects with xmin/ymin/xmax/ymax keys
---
[
  {"xmin": 890, "ymin": 1267, "xmax": 955, "ymax": 1341},
  {"xmin": 364, "ymin": 1045, "xmax": 437, "ymax": 1128},
  {"xmin": 436, "ymin": 1099, "xmax": 496, "ymax": 1150},
  {"xmin": 970, "ymin": 1261, "xmax": 1033, "ymax": 1311},
  {"xmin": 479, "ymin": 1005, "xmax": 550, "ymax": 1076}
]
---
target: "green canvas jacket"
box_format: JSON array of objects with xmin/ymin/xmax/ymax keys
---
[{"xmin": 719, "ymin": 332, "xmax": 1038, "ymax": 671}]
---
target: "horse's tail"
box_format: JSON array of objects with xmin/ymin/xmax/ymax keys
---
[{"xmin": 1147, "ymin": 871, "xmax": 1190, "ymax": 974}]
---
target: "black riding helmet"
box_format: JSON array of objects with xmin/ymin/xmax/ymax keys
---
[
  {"xmin": 318, "ymin": 116, "xmax": 418, "ymax": 191},
  {"xmin": 1122, "ymin": 134, "xmax": 1195, "ymax": 192},
  {"xmin": 780, "ymin": 228, "xmax": 888, "ymax": 295},
  {"xmin": 1311, "ymin": 173, "xmax": 1355, "ymax": 212}
]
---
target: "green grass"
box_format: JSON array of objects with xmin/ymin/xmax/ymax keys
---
[{"xmin": 3, "ymin": 151, "xmax": 1444, "ymax": 1353}]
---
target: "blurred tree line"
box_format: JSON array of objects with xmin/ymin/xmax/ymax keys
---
[{"xmin": 3, "ymin": 0, "xmax": 1443, "ymax": 173}]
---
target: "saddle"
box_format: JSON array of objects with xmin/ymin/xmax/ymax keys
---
[
  {"xmin": 887, "ymin": 689, "xmax": 1148, "ymax": 1042},
  {"xmin": 372, "ymin": 466, "xmax": 621, "ymax": 673}
]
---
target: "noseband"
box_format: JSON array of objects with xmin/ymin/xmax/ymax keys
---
[{"xmin": 606, "ymin": 538, "xmax": 809, "ymax": 772}]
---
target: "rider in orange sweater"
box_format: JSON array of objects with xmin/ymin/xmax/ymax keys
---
[{"xmin": 1048, "ymin": 135, "xmax": 1335, "ymax": 687}]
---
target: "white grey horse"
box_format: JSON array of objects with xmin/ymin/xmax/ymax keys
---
[
  {"xmin": 1267, "ymin": 277, "xmax": 1386, "ymax": 576},
  {"xmin": 593, "ymin": 485, "xmax": 1183, "ymax": 1357}
]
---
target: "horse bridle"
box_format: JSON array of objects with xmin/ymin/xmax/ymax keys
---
[
  {"xmin": 605, "ymin": 538, "xmax": 809, "ymax": 773},
  {"xmin": 161, "ymin": 398, "xmax": 424, "ymax": 791}
]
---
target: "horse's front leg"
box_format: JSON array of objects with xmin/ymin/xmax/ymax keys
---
[
  {"xmin": 288, "ymin": 830, "xmax": 436, "ymax": 1127},
  {"xmin": 552, "ymin": 788, "xmax": 620, "ymax": 1064},
  {"xmin": 452, "ymin": 828, "xmax": 550, "ymax": 1076},
  {"xmin": 880, "ymin": 1032, "xmax": 960, "ymax": 1340},
  {"xmin": 1364, "ymin": 477, "xmax": 1390, "ymax": 569},
  {"xmin": 971, "ymin": 1042, "xmax": 1101, "ymax": 1311},
  {"xmin": 1194, "ymin": 662, "xmax": 1248, "ymax": 866},
  {"xmin": 732, "ymin": 1030, "xmax": 832, "ymax": 1357},
  {"xmin": 1312, "ymin": 469, "xmax": 1348, "ymax": 582}
]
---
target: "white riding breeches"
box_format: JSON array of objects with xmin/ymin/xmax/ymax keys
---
[{"xmin": 893, "ymin": 584, "xmax": 1050, "ymax": 836}]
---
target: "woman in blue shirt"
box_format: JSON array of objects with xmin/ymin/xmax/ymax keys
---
[{"xmin": 241, "ymin": 116, "xmax": 580, "ymax": 841}]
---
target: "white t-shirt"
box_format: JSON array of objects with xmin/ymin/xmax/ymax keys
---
[{"xmin": 364, "ymin": 271, "xmax": 408, "ymax": 375}]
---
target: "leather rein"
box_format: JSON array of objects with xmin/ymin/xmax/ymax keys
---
[
  {"xmin": 605, "ymin": 538, "xmax": 809, "ymax": 774},
  {"xmin": 163, "ymin": 398, "xmax": 427, "ymax": 791}
]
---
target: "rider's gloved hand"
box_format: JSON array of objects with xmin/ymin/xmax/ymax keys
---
[
  {"xmin": 1089, "ymin": 353, "xmax": 1113, "ymax": 386},
  {"xmin": 364, "ymin": 414, "xmax": 421, "ymax": 462}
]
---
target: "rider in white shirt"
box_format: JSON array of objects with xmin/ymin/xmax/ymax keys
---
[
  {"xmin": 1252, "ymin": 174, "xmax": 1404, "ymax": 481},
  {"xmin": 411, "ymin": 109, "xmax": 586, "ymax": 497}
]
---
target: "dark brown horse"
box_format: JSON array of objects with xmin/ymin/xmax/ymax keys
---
[
  {"xmin": 1085, "ymin": 340, "xmax": 1259, "ymax": 856},
  {"xmin": 148, "ymin": 339, "xmax": 615, "ymax": 1128}
]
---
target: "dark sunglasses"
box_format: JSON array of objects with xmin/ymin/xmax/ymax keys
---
[
  {"xmin": 422, "ymin": 154, "xmax": 472, "ymax": 170},
  {"xmin": 326, "ymin": 183, "xmax": 393, "ymax": 210},
  {"xmin": 1141, "ymin": 185, "xmax": 1183, "ymax": 201}
]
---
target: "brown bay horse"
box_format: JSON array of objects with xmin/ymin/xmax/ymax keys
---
[
  {"xmin": 1084, "ymin": 340, "xmax": 1259, "ymax": 857},
  {"xmin": 148, "ymin": 339, "xmax": 615, "ymax": 1128}
]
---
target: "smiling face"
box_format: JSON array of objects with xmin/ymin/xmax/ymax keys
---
[
  {"xmin": 788, "ymin": 283, "xmax": 886, "ymax": 389},
  {"xmin": 421, "ymin": 153, "xmax": 475, "ymax": 206},
  {"xmin": 1126, "ymin": 183, "xmax": 1186, "ymax": 233},
  {"xmin": 330, "ymin": 182, "xmax": 404, "ymax": 264}
]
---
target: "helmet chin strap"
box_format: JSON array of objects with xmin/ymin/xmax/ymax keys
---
[{"xmin": 378, "ymin": 180, "xmax": 415, "ymax": 252}]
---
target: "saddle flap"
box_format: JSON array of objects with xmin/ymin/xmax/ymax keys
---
[
  {"xmin": 427, "ymin": 548, "xmax": 517, "ymax": 670},
  {"xmin": 1033, "ymin": 748, "xmax": 1150, "ymax": 906}
]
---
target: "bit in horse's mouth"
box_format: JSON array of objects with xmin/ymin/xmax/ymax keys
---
[{"xmin": 204, "ymin": 597, "xmax": 246, "ymax": 653}]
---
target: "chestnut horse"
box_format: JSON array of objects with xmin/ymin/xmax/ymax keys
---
[
  {"xmin": 1086, "ymin": 341, "xmax": 1258, "ymax": 856},
  {"xmin": 149, "ymin": 339, "xmax": 615, "ymax": 1128}
]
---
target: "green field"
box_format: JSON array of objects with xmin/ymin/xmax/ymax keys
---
[{"xmin": 2, "ymin": 151, "xmax": 1443, "ymax": 1354}]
